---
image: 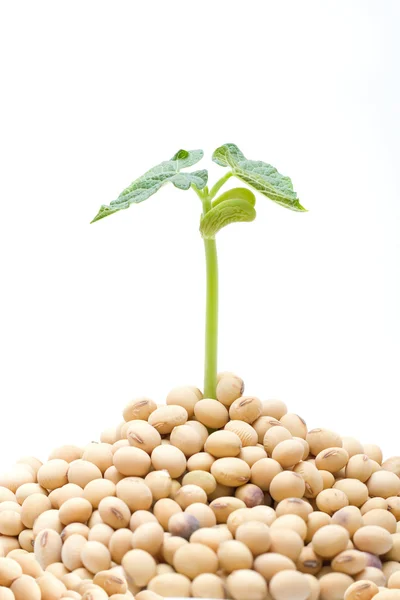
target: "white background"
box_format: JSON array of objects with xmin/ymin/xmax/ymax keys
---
[{"xmin": 0, "ymin": 0, "xmax": 399, "ymax": 471}]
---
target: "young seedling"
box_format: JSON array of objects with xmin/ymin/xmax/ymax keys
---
[{"xmin": 91, "ymin": 143, "xmax": 306, "ymax": 399}]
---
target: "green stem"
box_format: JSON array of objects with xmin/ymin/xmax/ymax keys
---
[
  {"xmin": 208, "ymin": 171, "xmax": 233, "ymax": 201},
  {"xmin": 203, "ymin": 233, "xmax": 218, "ymax": 399}
]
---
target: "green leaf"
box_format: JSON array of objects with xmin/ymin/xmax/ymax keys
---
[
  {"xmin": 200, "ymin": 198, "xmax": 256, "ymax": 239},
  {"xmin": 212, "ymin": 143, "xmax": 306, "ymax": 212},
  {"xmin": 212, "ymin": 187, "xmax": 256, "ymax": 208},
  {"xmin": 91, "ymin": 149, "xmax": 207, "ymax": 223}
]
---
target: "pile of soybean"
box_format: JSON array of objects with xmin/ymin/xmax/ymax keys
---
[{"xmin": 1, "ymin": 373, "xmax": 400, "ymax": 600}]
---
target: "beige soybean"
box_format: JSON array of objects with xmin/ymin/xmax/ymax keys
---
[
  {"xmin": 113, "ymin": 447, "xmax": 151, "ymax": 477},
  {"xmin": 98, "ymin": 497, "xmax": 130, "ymax": 529},
  {"xmin": 34, "ymin": 529, "xmax": 62, "ymax": 568},
  {"xmin": 235, "ymin": 483, "xmax": 264, "ymax": 508},
  {"xmin": 353, "ymin": 525, "xmax": 393, "ymax": 555},
  {"xmin": 316, "ymin": 488, "xmax": 349, "ymax": 514},
  {"xmin": 186, "ymin": 452, "xmax": 215, "ymax": 472},
  {"xmin": 315, "ymin": 447, "xmax": 349, "ymax": 473},
  {"xmin": 162, "ymin": 535, "xmax": 188, "ymax": 565},
  {"xmin": 185, "ymin": 422, "xmax": 209, "ymax": 446},
  {"xmin": 341, "ymin": 437, "xmax": 364, "ymax": 458},
  {"xmin": 269, "ymin": 528, "xmax": 304, "ymax": 562},
  {"xmin": 0, "ymin": 465, "xmax": 35, "ymax": 493},
  {"xmin": 296, "ymin": 546, "xmax": 322, "ymax": 575},
  {"xmin": 153, "ymin": 498, "xmax": 182, "ymax": 530},
  {"xmin": 224, "ymin": 420, "xmax": 258, "ymax": 447},
  {"xmin": 11, "ymin": 575, "xmax": 41, "ymax": 600},
  {"xmin": 270, "ymin": 471, "xmax": 306, "ymax": 502},
  {"xmin": 346, "ymin": 454, "xmax": 374, "ymax": 482},
  {"xmin": 82, "ymin": 443, "xmax": 113, "ymax": 473},
  {"xmin": 131, "ymin": 522, "xmax": 164, "ymax": 555},
  {"xmin": 235, "ymin": 521, "xmax": 271, "ymax": 556},
  {"xmin": 382, "ymin": 456, "xmax": 400, "ymax": 477},
  {"xmin": 185, "ymin": 503, "xmax": 216, "ymax": 528},
  {"xmin": 89, "ymin": 523, "xmax": 114, "ymax": 545},
  {"xmin": 145, "ymin": 470, "xmax": 172, "ymax": 500},
  {"xmin": 0, "ymin": 588, "xmax": 15, "ymax": 600},
  {"xmin": 108, "ymin": 529, "xmax": 134, "ymax": 564},
  {"xmin": 252, "ymin": 416, "xmax": 281, "ymax": 444},
  {"xmin": 275, "ymin": 498, "xmax": 313, "ymax": 521},
  {"xmin": 83, "ymin": 479, "xmax": 116, "ymax": 509},
  {"xmin": 123, "ymin": 397, "xmax": 157, "ymax": 422},
  {"xmin": 18, "ymin": 529, "xmax": 35, "ymax": 552},
  {"xmin": 182, "ymin": 471, "xmax": 216, "ymax": 496},
  {"xmin": 81, "ymin": 541, "xmax": 111, "ymax": 574},
  {"xmin": 216, "ymin": 374, "xmax": 244, "ymax": 407},
  {"xmin": 306, "ymin": 429, "xmax": 342, "ymax": 456},
  {"xmin": 147, "ymin": 573, "xmax": 191, "ymax": 598},
  {"xmin": 33, "ymin": 509, "xmax": 63, "ymax": 536},
  {"xmin": 250, "ymin": 458, "xmax": 282, "ymax": 491},
  {"xmin": 116, "ymin": 478, "xmax": 152, "ymax": 511},
  {"xmin": 355, "ymin": 567, "xmax": 386, "ymax": 587},
  {"xmin": 363, "ymin": 444, "xmax": 383, "ymax": 465},
  {"xmin": 229, "ymin": 396, "xmax": 262, "ymax": 424},
  {"xmin": 331, "ymin": 506, "xmax": 363, "ymax": 536},
  {"xmin": 0, "ymin": 487, "xmax": 17, "ymax": 503},
  {"xmin": 361, "ymin": 497, "xmax": 388, "ymax": 514},
  {"xmin": 173, "ymin": 542, "xmax": 218, "ymax": 579},
  {"xmin": 320, "ymin": 469, "xmax": 336, "ymax": 489},
  {"xmin": 271, "ymin": 515, "xmax": 307, "ymax": 540},
  {"xmin": 318, "ymin": 573, "xmax": 354, "ymax": 600},
  {"xmin": 59, "ymin": 497, "xmax": 93, "ymax": 525},
  {"xmin": 304, "ymin": 574, "xmax": 320, "ymax": 600},
  {"xmin": 174, "ymin": 485, "xmax": 207, "ymax": 509},
  {"xmin": 190, "ymin": 525, "xmax": 233, "ymax": 552},
  {"xmin": 193, "ymin": 400, "xmax": 228, "ymax": 429},
  {"xmin": 272, "ymin": 440, "xmax": 305, "ymax": 469},
  {"xmin": 151, "ymin": 445, "xmax": 187, "ymax": 478},
  {"xmin": 125, "ymin": 421, "xmax": 161, "ymax": 454},
  {"xmin": 217, "ymin": 540, "xmax": 253, "ymax": 573},
  {"xmin": 344, "ymin": 580, "xmax": 380, "ymax": 600},
  {"xmin": 211, "ymin": 458, "xmax": 250, "ymax": 487},
  {"xmin": 261, "ymin": 399, "xmax": 288, "ymax": 419},
  {"xmin": 367, "ymin": 471, "xmax": 400, "ymax": 498},
  {"xmin": 37, "ymin": 460, "xmax": 69, "ymax": 490},
  {"xmin": 0, "ymin": 501, "xmax": 21, "ymax": 515},
  {"xmin": 331, "ymin": 549, "xmax": 367, "ymax": 575},
  {"xmin": 191, "ymin": 572, "xmax": 225, "ymax": 599},
  {"xmin": 49, "ymin": 446, "xmax": 83, "ymax": 463},
  {"xmin": 385, "ymin": 534, "xmax": 400, "ymax": 561},
  {"xmin": 68, "ymin": 460, "xmax": 102, "ymax": 488},
  {"xmin": 263, "ymin": 426, "xmax": 292, "ymax": 455},
  {"xmin": 93, "ymin": 570, "xmax": 127, "ymax": 595},
  {"xmin": 148, "ymin": 405, "xmax": 188, "ymax": 434},
  {"xmin": 208, "ymin": 482, "xmax": 234, "ymax": 501},
  {"xmin": 168, "ymin": 479, "xmax": 181, "ymax": 499},
  {"xmin": 226, "ymin": 507, "xmax": 254, "ymax": 535},
  {"xmin": 104, "ymin": 466, "xmax": 124, "ymax": 484},
  {"xmin": 293, "ymin": 461, "xmax": 324, "ymax": 498},
  {"xmin": 8, "ymin": 551, "xmax": 43, "ymax": 578},
  {"xmin": 388, "ymin": 496, "xmax": 400, "ymax": 520},
  {"xmin": 15, "ymin": 483, "xmax": 47, "ymax": 504},
  {"xmin": 269, "ymin": 570, "xmax": 311, "ymax": 600},
  {"xmin": 280, "ymin": 413, "xmax": 308, "ymax": 439},
  {"xmin": 169, "ymin": 425, "xmax": 203, "ymax": 457},
  {"xmin": 100, "ymin": 427, "xmax": 117, "ymax": 445},
  {"xmin": 61, "ymin": 534, "xmax": 87, "ymax": 570},
  {"xmin": 37, "ymin": 573, "xmax": 67, "ymax": 598},
  {"xmin": 253, "ymin": 552, "xmax": 296, "ymax": 582},
  {"xmin": 226, "ymin": 569, "xmax": 267, "ymax": 600},
  {"xmin": 210, "ymin": 497, "xmax": 246, "ymax": 523},
  {"xmin": 334, "ymin": 479, "xmax": 369, "ymax": 507},
  {"xmin": 205, "ymin": 431, "xmax": 242, "ymax": 458},
  {"xmin": 363, "ymin": 508, "xmax": 397, "ymax": 533},
  {"xmin": 0, "ymin": 511, "xmax": 24, "ymax": 536},
  {"xmin": 312, "ymin": 524, "xmax": 350, "ymax": 558},
  {"xmin": 61, "ymin": 523, "xmax": 89, "ymax": 542},
  {"xmin": 0, "ymin": 558, "xmax": 23, "ymax": 586},
  {"xmin": 388, "ymin": 571, "xmax": 400, "ymax": 589},
  {"xmin": 166, "ymin": 386, "xmax": 201, "ymax": 418}
]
